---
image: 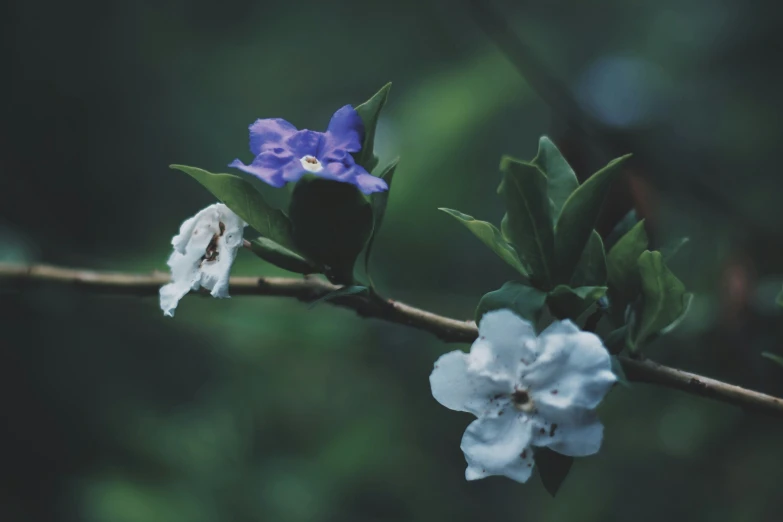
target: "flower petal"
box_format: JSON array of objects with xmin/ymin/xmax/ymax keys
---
[
  {"xmin": 317, "ymin": 162, "xmax": 388, "ymax": 194},
  {"xmin": 249, "ymin": 118, "xmax": 298, "ymax": 155},
  {"xmin": 280, "ymin": 159, "xmax": 309, "ymax": 183},
  {"xmin": 472, "ymin": 310, "xmax": 538, "ymax": 380},
  {"xmin": 324, "ymin": 105, "xmax": 363, "ymax": 153},
  {"xmin": 286, "ymin": 130, "xmax": 324, "ymax": 158},
  {"xmin": 159, "ymin": 255, "xmax": 199, "ymax": 317},
  {"xmin": 461, "ymin": 415, "xmax": 535, "ymax": 483},
  {"xmin": 160, "ymin": 206, "xmax": 222, "ymax": 316},
  {"xmin": 530, "ymin": 412, "xmax": 605, "ymax": 457},
  {"xmin": 352, "ymin": 172, "xmax": 389, "ymax": 195},
  {"xmin": 229, "ymin": 150, "xmax": 295, "ymax": 188},
  {"xmin": 525, "ymin": 320, "xmax": 616, "ymax": 417},
  {"xmin": 320, "ymin": 160, "xmax": 356, "ymax": 181},
  {"xmin": 199, "ymin": 204, "xmax": 247, "ymax": 298},
  {"xmin": 430, "ymin": 351, "xmax": 511, "ymax": 416},
  {"xmin": 160, "ymin": 204, "xmax": 247, "ymax": 315}
]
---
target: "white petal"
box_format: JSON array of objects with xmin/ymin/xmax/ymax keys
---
[
  {"xmin": 199, "ymin": 233, "xmax": 239, "ymax": 297},
  {"xmin": 473, "ymin": 310, "xmax": 538, "ymax": 379},
  {"xmin": 199, "ymin": 205, "xmax": 246, "ymax": 297},
  {"xmin": 524, "ymin": 320, "xmax": 616, "ymax": 418},
  {"xmin": 159, "ymin": 246, "xmax": 207, "ymax": 317},
  {"xmin": 159, "ymin": 203, "xmax": 247, "ymax": 316},
  {"xmin": 171, "ymin": 214, "xmax": 200, "ymax": 254},
  {"xmin": 430, "ymin": 351, "xmax": 511, "ymax": 416},
  {"xmin": 159, "ymin": 254, "xmax": 198, "ymax": 317},
  {"xmin": 215, "ymin": 203, "xmax": 247, "ymax": 237},
  {"xmin": 530, "ymin": 413, "xmax": 605, "ymax": 457},
  {"xmin": 171, "ymin": 204, "xmax": 221, "ymax": 253},
  {"xmin": 461, "ymin": 414, "xmax": 535, "ymax": 483}
]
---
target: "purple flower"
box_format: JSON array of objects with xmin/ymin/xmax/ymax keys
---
[{"xmin": 229, "ymin": 105, "xmax": 388, "ymax": 195}]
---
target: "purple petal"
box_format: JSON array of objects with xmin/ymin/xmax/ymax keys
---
[
  {"xmin": 324, "ymin": 105, "xmax": 364, "ymax": 153},
  {"xmin": 281, "ymin": 160, "xmax": 307, "ymax": 183},
  {"xmin": 320, "ymin": 147, "xmax": 351, "ymax": 164},
  {"xmin": 352, "ymin": 172, "xmax": 389, "ymax": 195},
  {"xmin": 321, "ymin": 161, "xmax": 356, "ymax": 181},
  {"xmin": 228, "ymin": 151, "xmax": 294, "ymax": 188},
  {"xmin": 249, "ymin": 118, "xmax": 298, "ymax": 155},
  {"xmin": 321, "ymin": 162, "xmax": 388, "ymax": 194},
  {"xmin": 285, "ymin": 130, "xmax": 324, "ymax": 158}
]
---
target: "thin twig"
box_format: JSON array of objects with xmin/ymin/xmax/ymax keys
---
[{"xmin": 2, "ymin": 262, "xmax": 782, "ymax": 418}]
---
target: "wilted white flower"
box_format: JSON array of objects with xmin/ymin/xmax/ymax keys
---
[
  {"xmin": 429, "ymin": 309, "xmax": 616, "ymax": 483},
  {"xmin": 159, "ymin": 203, "xmax": 246, "ymax": 317}
]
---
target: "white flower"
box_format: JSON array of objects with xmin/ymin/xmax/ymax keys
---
[
  {"xmin": 159, "ymin": 203, "xmax": 247, "ymax": 317},
  {"xmin": 429, "ymin": 309, "xmax": 616, "ymax": 483}
]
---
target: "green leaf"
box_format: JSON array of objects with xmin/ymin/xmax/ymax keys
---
[
  {"xmin": 307, "ymin": 285, "xmax": 369, "ymax": 309},
  {"xmin": 500, "ymin": 213, "xmax": 511, "ymax": 241},
  {"xmin": 610, "ymin": 355, "xmax": 630, "ymax": 387},
  {"xmin": 364, "ymin": 159, "xmax": 399, "ymax": 287},
  {"xmin": 475, "ymin": 281, "xmax": 547, "ymax": 324},
  {"xmin": 439, "ymin": 208, "xmax": 528, "ymax": 276},
  {"xmin": 659, "ymin": 292, "xmax": 693, "ymax": 335},
  {"xmin": 499, "ymin": 157, "xmax": 555, "ymax": 289},
  {"xmin": 531, "ymin": 136, "xmax": 578, "ymax": 220},
  {"xmin": 630, "ymin": 250, "xmax": 689, "ymax": 351},
  {"xmin": 607, "ymin": 220, "xmax": 649, "ymax": 300},
  {"xmin": 605, "ymin": 209, "xmax": 638, "ymax": 251},
  {"xmin": 605, "ymin": 326, "xmax": 628, "ymax": 355},
  {"xmin": 762, "ymin": 352, "xmax": 783, "ymax": 368},
  {"xmin": 248, "ymin": 237, "xmax": 317, "ymax": 274},
  {"xmin": 354, "ymin": 83, "xmax": 391, "ymax": 173},
  {"xmin": 777, "ymin": 286, "xmax": 783, "ymax": 307},
  {"xmin": 661, "ymin": 236, "xmax": 690, "ymax": 262},
  {"xmin": 170, "ymin": 165, "xmax": 296, "ymax": 250},
  {"xmin": 535, "ymin": 447, "xmax": 573, "ymax": 497},
  {"xmin": 570, "ymin": 230, "xmax": 607, "ymax": 287},
  {"xmin": 554, "ymin": 154, "xmax": 631, "ymax": 284},
  {"xmin": 289, "ymin": 177, "xmax": 374, "ymax": 285},
  {"xmin": 547, "ymin": 285, "xmax": 607, "ymax": 321}
]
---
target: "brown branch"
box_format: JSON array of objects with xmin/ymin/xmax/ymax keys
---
[{"xmin": 2, "ymin": 262, "xmax": 782, "ymax": 418}]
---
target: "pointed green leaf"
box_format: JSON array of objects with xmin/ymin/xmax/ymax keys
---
[
  {"xmin": 605, "ymin": 326, "xmax": 628, "ymax": 355},
  {"xmin": 535, "ymin": 447, "xmax": 573, "ymax": 497},
  {"xmin": 659, "ymin": 292, "xmax": 693, "ymax": 335},
  {"xmin": 607, "ymin": 220, "xmax": 649, "ymax": 300},
  {"xmin": 170, "ymin": 165, "xmax": 296, "ymax": 250},
  {"xmin": 661, "ymin": 236, "xmax": 690, "ymax": 262},
  {"xmin": 499, "ymin": 157, "xmax": 555, "ymax": 289},
  {"xmin": 605, "ymin": 209, "xmax": 638, "ymax": 251},
  {"xmin": 248, "ymin": 237, "xmax": 317, "ymax": 274},
  {"xmin": 630, "ymin": 250, "xmax": 689, "ymax": 351},
  {"xmin": 762, "ymin": 352, "xmax": 783, "ymax": 368},
  {"xmin": 289, "ymin": 177, "xmax": 373, "ymax": 285},
  {"xmin": 307, "ymin": 285, "xmax": 368, "ymax": 309},
  {"xmin": 570, "ymin": 230, "xmax": 607, "ymax": 287},
  {"xmin": 532, "ymin": 136, "xmax": 578, "ymax": 220},
  {"xmin": 475, "ymin": 281, "xmax": 547, "ymax": 323},
  {"xmin": 364, "ymin": 159, "xmax": 399, "ymax": 287},
  {"xmin": 439, "ymin": 208, "xmax": 528, "ymax": 276},
  {"xmin": 500, "ymin": 213, "xmax": 511, "ymax": 241},
  {"xmin": 354, "ymin": 83, "xmax": 391, "ymax": 173},
  {"xmin": 554, "ymin": 154, "xmax": 631, "ymax": 283},
  {"xmin": 547, "ymin": 285, "xmax": 607, "ymax": 321}
]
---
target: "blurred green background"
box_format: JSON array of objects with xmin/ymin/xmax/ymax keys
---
[{"xmin": 3, "ymin": 0, "xmax": 783, "ymax": 520}]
